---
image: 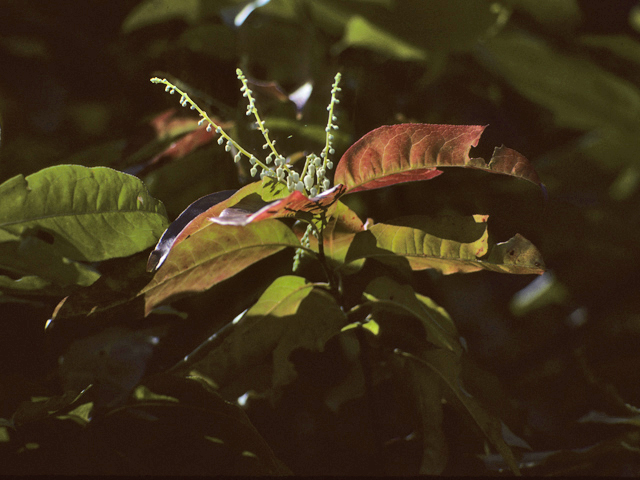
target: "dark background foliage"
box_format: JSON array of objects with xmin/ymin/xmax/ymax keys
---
[{"xmin": 2, "ymin": 0, "xmax": 640, "ymax": 475}]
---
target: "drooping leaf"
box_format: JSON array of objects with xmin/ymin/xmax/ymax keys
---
[
  {"xmin": 334, "ymin": 124, "xmax": 541, "ymax": 194},
  {"xmin": 405, "ymin": 358, "xmax": 447, "ymax": 475},
  {"xmin": 363, "ymin": 276, "xmax": 460, "ymax": 353},
  {"xmin": 346, "ymin": 215, "xmax": 545, "ymax": 275},
  {"xmin": 187, "ymin": 275, "xmax": 346, "ymax": 395},
  {"xmin": 141, "ymin": 219, "xmax": 300, "ymax": 315},
  {"xmin": 0, "ymin": 165, "xmax": 168, "ymax": 262},
  {"xmin": 397, "ymin": 348, "xmax": 521, "ymax": 476},
  {"xmin": 485, "ymin": 233, "xmax": 546, "ymax": 274}
]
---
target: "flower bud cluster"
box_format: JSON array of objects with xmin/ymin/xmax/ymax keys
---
[{"xmin": 151, "ymin": 70, "xmax": 342, "ymax": 198}]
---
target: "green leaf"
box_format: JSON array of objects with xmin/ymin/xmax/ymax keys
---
[
  {"xmin": 335, "ymin": 124, "xmax": 542, "ymax": 194},
  {"xmin": 405, "ymin": 358, "xmax": 447, "ymax": 474},
  {"xmin": 347, "ymin": 215, "xmax": 545, "ymax": 275},
  {"xmin": 335, "ymin": 15, "xmax": 428, "ymax": 61},
  {"xmin": 0, "ymin": 230, "xmax": 100, "ymax": 289},
  {"xmin": 122, "ymin": 0, "xmax": 201, "ymax": 33},
  {"xmin": 397, "ymin": 348, "xmax": 521, "ymax": 476},
  {"xmin": 364, "ymin": 276, "xmax": 460, "ymax": 353},
  {"xmin": 141, "ymin": 219, "xmax": 300, "ymax": 315},
  {"xmin": 188, "ymin": 275, "xmax": 346, "ymax": 394},
  {"xmin": 0, "ymin": 165, "xmax": 168, "ymax": 262},
  {"xmin": 132, "ymin": 385, "xmax": 179, "ymax": 403}
]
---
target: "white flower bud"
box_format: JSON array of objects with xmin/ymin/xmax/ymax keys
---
[{"xmin": 304, "ymin": 175, "xmax": 314, "ymax": 190}]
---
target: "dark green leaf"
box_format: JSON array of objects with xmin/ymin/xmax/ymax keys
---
[{"xmin": 187, "ymin": 275, "xmax": 346, "ymax": 394}]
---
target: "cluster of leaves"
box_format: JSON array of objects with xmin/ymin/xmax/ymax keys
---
[
  {"xmin": 3, "ymin": 0, "xmax": 640, "ymax": 476},
  {"xmin": 1, "ymin": 58, "xmax": 546, "ymax": 473}
]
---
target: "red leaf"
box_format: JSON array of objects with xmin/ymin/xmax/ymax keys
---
[
  {"xmin": 335, "ymin": 124, "xmax": 542, "ymax": 194},
  {"xmin": 213, "ymin": 184, "xmax": 346, "ymax": 226}
]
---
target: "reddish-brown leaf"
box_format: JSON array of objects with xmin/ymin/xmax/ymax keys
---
[
  {"xmin": 334, "ymin": 124, "xmax": 542, "ymax": 194},
  {"xmin": 213, "ymin": 184, "xmax": 346, "ymax": 226}
]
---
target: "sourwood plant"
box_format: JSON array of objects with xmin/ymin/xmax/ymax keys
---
[{"xmin": 0, "ymin": 68, "xmax": 546, "ymax": 475}]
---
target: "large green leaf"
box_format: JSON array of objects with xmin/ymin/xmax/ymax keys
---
[
  {"xmin": 363, "ymin": 276, "xmax": 461, "ymax": 353},
  {"xmin": 346, "ymin": 215, "xmax": 545, "ymax": 275},
  {"xmin": 141, "ymin": 219, "xmax": 300, "ymax": 315},
  {"xmin": 186, "ymin": 275, "xmax": 346, "ymax": 394},
  {"xmin": 397, "ymin": 348, "xmax": 521, "ymax": 476},
  {"xmin": 0, "ymin": 165, "xmax": 168, "ymax": 262},
  {"xmin": 334, "ymin": 124, "xmax": 542, "ymax": 194}
]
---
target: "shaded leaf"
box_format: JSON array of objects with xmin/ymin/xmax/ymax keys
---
[
  {"xmin": 480, "ymin": 32, "xmax": 640, "ymax": 133},
  {"xmin": 0, "ymin": 165, "xmax": 168, "ymax": 262},
  {"xmin": 187, "ymin": 275, "xmax": 346, "ymax": 395},
  {"xmin": 0, "ymin": 229, "xmax": 100, "ymax": 289},
  {"xmin": 122, "ymin": 0, "xmax": 201, "ymax": 33},
  {"xmin": 335, "ymin": 15, "xmax": 428, "ymax": 61},
  {"xmin": 397, "ymin": 348, "xmax": 521, "ymax": 476},
  {"xmin": 142, "ymin": 219, "xmax": 300, "ymax": 315},
  {"xmin": 335, "ymin": 124, "xmax": 541, "ymax": 194},
  {"xmin": 363, "ymin": 276, "xmax": 460, "ymax": 353},
  {"xmin": 347, "ymin": 215, "xmax": 545, "ymax": 275},
  {"xmin": 405, "ymin": 358, "xmax": 447, "ymax": 475}
]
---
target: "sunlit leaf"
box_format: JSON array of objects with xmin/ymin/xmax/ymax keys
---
[
  {"xmin": 346, "ymin": 215, "xmax": 545, "ymax": 275},
  {"xmin": 364, "ymin": 276, "xmax": 460, "ymax": 353},
  {"xmin": 0, "ymin": 165, "xmax": 168, "ymax": 262},
  {"xmin": 335, "ymin": 124, "xmax": 541, "ymax": 194},
  {"xmin": 142, "ymin": 219, "xmax": 300, "ymax": 315},
  {"xmin": 188, "ymin": 275, "xmax": 346, "ymax": 394}
]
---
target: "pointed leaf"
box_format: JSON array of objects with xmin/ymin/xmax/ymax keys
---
[
  {"xmin": 397, "ymin": 348, "xmax": 521, "ymax": 476},
  {"xmin": 335, "ymin": 123, "xmax": 542, "ymax": 194},
  {"xmin": 188, "ymin": 275, "xmax": 346, "ymax": 394},
  {"xmin": 0, "ymin": 165, "xmax": 168, "ymax": 262},
  {"xmin": 364, "ymin": 276, "xmax": 460, "ymax": 353},
  {"xmin": 348, "ymin": 215, "xmax": 545, "ymax": 275},
  {"xmin": 142, "ymin": 219, "xmax": 300, "ymax": 315}
]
